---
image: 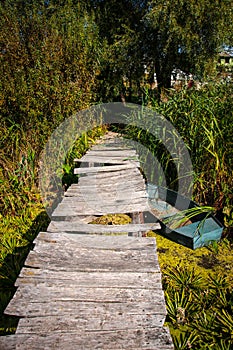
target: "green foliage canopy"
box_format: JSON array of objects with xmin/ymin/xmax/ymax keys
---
[
  {"xmin": 87, "ymin": 0, "xmax": 232, "ymax": 95},
  {"xmin": 0, "ymin": 0, "xmax": 101, "ymax": 135},
  {"xmin": 143, "ymin": 0, "xmax": 233, "ymax": 89}
]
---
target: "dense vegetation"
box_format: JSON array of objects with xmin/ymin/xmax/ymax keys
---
[
  {"xmin": 152, "ymin": 233, "xmax": 233, "ymax": 349},
  {"xmin": 119, "ymin": 83, "xmax": 233, "ymax": 236},
  {"xmin": 0, "ymin": 0, "xmax": 232, "ymax": 348}
]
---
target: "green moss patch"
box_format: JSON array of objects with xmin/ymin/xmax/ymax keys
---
[{"xmin": 90, "ymin": 213, "xmax": 132, "ymax": 225}]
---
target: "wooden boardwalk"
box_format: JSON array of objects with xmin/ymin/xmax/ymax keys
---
[{"xmin": 1, "ymin": 133, "xmax": 174, "ymax": 349}]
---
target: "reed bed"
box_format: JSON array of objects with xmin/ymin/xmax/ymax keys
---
[{"xmin": 119, "ymin": 81, "xmax": 232, "ymax": 237}]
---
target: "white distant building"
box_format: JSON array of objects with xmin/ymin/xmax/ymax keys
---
[{"xmin": 171, "ymin": 69, "xmax": 192, "ymax": 86}]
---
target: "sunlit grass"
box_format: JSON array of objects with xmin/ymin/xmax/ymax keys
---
[
  {"xmin": 147, "ymin": 230, "xmax": 233, "ymax": 348},
  {"xmin": 150, "ymin": 232, "xmax": 233, "ymax": 284}
]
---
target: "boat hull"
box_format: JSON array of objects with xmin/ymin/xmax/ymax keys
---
[{"xmin": 144, "ymin": 184, "xmax": 224, "ymax": 250}]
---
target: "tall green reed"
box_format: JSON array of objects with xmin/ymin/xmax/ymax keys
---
[{"xmin": 117, "ymin": 82, "xmax": 232, "ymax": 234}]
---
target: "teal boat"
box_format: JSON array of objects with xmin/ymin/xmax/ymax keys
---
[{"xmin": 144, "ymin": 183, "xmax": 224, "ymax": 250}]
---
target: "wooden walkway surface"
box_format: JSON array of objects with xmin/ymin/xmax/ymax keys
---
[{"xmin": 1, "ymin": 133, "xmax": 174, "ymax": 349}]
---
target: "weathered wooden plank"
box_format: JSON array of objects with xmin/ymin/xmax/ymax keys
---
[
  {"xmin": 55, "ymin": 195, "xmax": 148, "ymax": 204},
  {"xmin": 97, "ymin": 139, "xmax": 127, "ymax": 145},
  {"xmin": 0, "ymin": 328, "xmax": 174, "ymax": 349},
  {"xmin": 84, "ymin": 150, "xmax": 137, "ymax": 156},
  {"xmin": 61, "ymin": 192, "xmax": 147, "ymax": 205},
  {"xmin": 47, "ymin": 221, "xmax": 160, "ymax": 234},
  {"xmin": 76, "ymin": 167, "xmax": 141, "ymax": 180},
  {"xmin": 63, "ymin": 187, "xmax": 146, "ymax": 196},
  {"xmin": 78, "ymin": 179, "xmax": 144, "ymax": 189},
  {"xmin": 66, "ymin": 186, "xmax": 146, "ymax": 196},
  {"xmin": 74, "ymin": 163, "xmax": 137, "ymax": 174},
  {"xmin": 70, "ymin": 176, "xmax": 144, "ymax": 185},
  {"xmin": 84, "ymin": 154, "xmax": 137, "ymax": 160},
  {"xmin": 75, "ymin": 158, "xmax": 140, "ymax": 166},
  {"xmin": 73, "ymin": 183, "xmax": 145, "ymax": 192},
  {"xmin": 52, "ymin": 203, "xmax": 150, "ymax": 217},
  {"xmin": 16, "ymin": 270, "xmax": 162, "ymax": 288},
  {"xmin": 16, "ymin": 313, "xmax": 166, "ymax": 333},
  {"xmin": 76, "ymin": 180, "xmax": 144, "ymax": 189},
  {"xmin": 75, "ymin": 157, "xmax": 140, "ymax": 166},
  {"xmin": 79, "ymin": 154, "xmax": 137, "ymax": 160},
  {"xmin": 77, "ymin": 168, "xmax": 141, "ymax": 177},
  {"xmin": 95, "ymin": 140, "xmax": 127, "ymax": 145},
  {"xmin": 78, "ymin": 182, "xmax": 145, "ymax": 192},
  {"xmin": 75, "ymin": 178, "xmax": 145, "ymax": 188},
  {"xmin": 60, "ymin": 197, "xmax": 147, "ymax": 205},
  {"xmin": 74, "ymin": 173, "xmax": 146, "ymax": 190},
  {"xmin": 32, "ymin": 236, "xmax": 157, "ymax": 253},
  {"xmin": 34, "ymin": 232, "xmax": 157, "ymax": 254},
  {"xmin": 95, "ymin": 135, "xmax": 123, "ymax": 142},
  {"xmin": 95, "ymin": 136, "xmax": 126, "ymax": 143},
  {"xmin": 24, "ymin": 248, "xmax": 159, "ymax": 272},
  {"xmin": 21, "ymin": 233, "xmax": 159, "ymax": 272},
  {"xmin": 7, "ymin": 285, "xmax": 165, "ymax": 304},
  {"xmin": 83, "ymin": 150, "xmax": 137, "ymax": 156},
  {"xmin": 66, "ymin": 215, "xmax": 101, "ymax": 224},
  {"xmin": 73, "ymin": 178, "xmax": 141, "ymax": 188},
  {"xmin": 33, "ymin": 232, "xmax": 157, "ymax": 250},
  {"xmin": 54, "ymin": 197, "xmax": 148, "ymax": 208},
  {"xmin": 91, "ymin": 145, "xmax": 133, "ymax": 150},
  {"xmin": 63, "ymin": 192, "xmax": 145, "ymax": 200},
  {"xmin": 51, "ymin": 206, "xmax": 150, "ymax": 217},
  {"xmin": 86, "ymin": 147, "xmax": 138, "ymax": 157},
  {"xmin": 5, "ymin": 300, "xmax": 166, "ymax": 319},
  {"xmin": 75, "ymin": 152, "xmax": 138, "ymax": 160},
  {"xmin": 91, "ymin": 142, "xmax": 132, "ymax": 147},
  {"xmin": 64, "ymin": 187, "xmax": 146, "ymax": 197}
]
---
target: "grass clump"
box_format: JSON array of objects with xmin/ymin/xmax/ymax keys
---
[
  {"xmin": 147, "ymin": 231, "xmax": 233, "ymax": 349},
  {"xmin": 0, "ymin": 205, "xmax": 49, "ymax": 335}
]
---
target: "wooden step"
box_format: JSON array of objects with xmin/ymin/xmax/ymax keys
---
[
  {"xmin": 0, "ymin": 328, "xmax": 174, "ymax": 349},
  {"xmin": 74, "ymin": 163, "xmax": 137, "ymax": 174},
  {"xmin": 47, "ymin": 221, "xmax": 160, "ymax": 234}
]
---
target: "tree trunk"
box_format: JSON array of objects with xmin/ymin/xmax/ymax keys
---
[
  {"xmin": 155, "ymin": 64, "xmax": 172, "ymax": 97},
  {"xmin": 161, "ymin": 73, "xmax": 172, "ymax": 89}
]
